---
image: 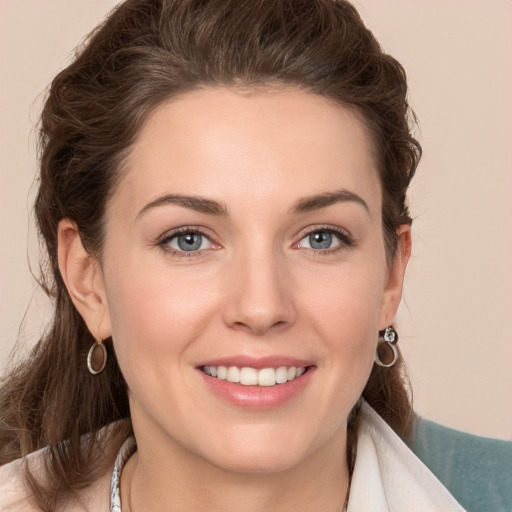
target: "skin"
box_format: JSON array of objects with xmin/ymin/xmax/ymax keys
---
[{"xmin": 58, "ymin": 87, "xmax": 411, "ymax": 511}]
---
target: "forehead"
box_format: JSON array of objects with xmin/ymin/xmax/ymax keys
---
[{"xmin": 114, "ymin": 87, "xmax": 381, "ymax": 219}]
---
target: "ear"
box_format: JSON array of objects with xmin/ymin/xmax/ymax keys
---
[
  {"xmin": 57, "ymin": 219, "xmax": 112, "ymax": 340},
  {"xmin": 378, "ymin": 225, "xmax": 412, "ymax": 329}
]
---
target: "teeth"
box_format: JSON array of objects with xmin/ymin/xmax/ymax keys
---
[
  {"xmin": 226, "ymin": 366, "xmax": 240, "ymax": 383},
  {"xmin": 240, "ymin": 367, "xmax": 258, "ymax": 385},
  {"xmin": 275, "ymin": 366, "xmax": 288, "ymax": 384},
  {"xmin": 202, "ymin": 365, "xmax": 307, "ymax": 386},
  {"xmin": 257, "ymin": 368, "xmax": 275, "ymax": 386}
]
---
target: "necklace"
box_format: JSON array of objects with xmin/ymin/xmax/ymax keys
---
[{"xmin": 111, "ymin": 437, "xmax": 137, "ymax": 512}]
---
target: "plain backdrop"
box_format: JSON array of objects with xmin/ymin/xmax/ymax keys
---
[{"xmin": 1, "ymin": 0, "xmax": 511, "ymax": 440}]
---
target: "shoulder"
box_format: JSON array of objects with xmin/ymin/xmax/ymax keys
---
[
  {"xmin": 408, "ymin": 417, "xmax": 512, "ymax": 512},
  {"xmin": 0, "ymin": 449, "xmax": 45, "ymax": 511},
  {"xmin": 0, "ymin": 447, "xmax": 112, "ymax": 512}
]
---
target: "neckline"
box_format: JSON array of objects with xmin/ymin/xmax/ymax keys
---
[{"xmin": 109, "ymin": 436, "xmax": 348, "ymax": 511}]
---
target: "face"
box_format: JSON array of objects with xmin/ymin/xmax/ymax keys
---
[{"xmin": 97, "ymin": 87, "xmax": 406, "ymax": 473}]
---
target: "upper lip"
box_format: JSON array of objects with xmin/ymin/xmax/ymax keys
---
[{"xmin": 197, "ymin": 355, "xmax": 315, "ymax": 369}]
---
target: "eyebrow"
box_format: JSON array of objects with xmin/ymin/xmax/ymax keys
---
[
  {"xmin": 136, "ymin": 188, "xmax": 369, "ymax": 220},
  {"xmin": 137, "ymin": 194, "xmax": 229, "ymax": 219},
  {"xmin": 289, "ymin": 189, "xmax": 370, "ymax": 215}
]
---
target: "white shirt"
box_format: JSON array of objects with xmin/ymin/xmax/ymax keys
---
[{"xmin": 347, "ymin": 402, "xmax": 465, "ymax": 511}]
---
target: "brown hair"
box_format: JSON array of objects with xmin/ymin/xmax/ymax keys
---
[{"xmin": 0, "ymin": 0, "xmax": 420, "ymax": 508}]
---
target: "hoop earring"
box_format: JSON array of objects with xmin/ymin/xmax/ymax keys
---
[
  {"xmin": 374, "ymin": 326, "xmax": 399, "ymax": 368},
  {"xmin": 87, "ymin": 339, "xmax": 107, "ymax": 375}
]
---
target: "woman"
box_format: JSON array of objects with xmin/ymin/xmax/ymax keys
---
[{"xmin": 0, "ymin": 0, "xmax": 492, "ymax": 510}]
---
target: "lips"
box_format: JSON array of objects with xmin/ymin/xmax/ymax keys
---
[{"xmin": 197, "ymin": 356, "xmax": 315, "ymax": 409}]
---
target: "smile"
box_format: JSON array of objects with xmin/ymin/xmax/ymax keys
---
[{"xmin": 201, "ymin": 365, "xmax": 307, "ymax": 386}]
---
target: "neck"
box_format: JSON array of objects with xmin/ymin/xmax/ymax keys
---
[{"xmin": 121, "ymin": 427, "xmax": 349, "ymax": 512}]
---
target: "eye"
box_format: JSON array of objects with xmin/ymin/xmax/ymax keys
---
[
  {"xmin": 160, "ymin": 229, "xmax": 215, "ymax": 254},
  {"xmin": 297, "ymin": 228, "xmax": 351, "ymax": 252}
]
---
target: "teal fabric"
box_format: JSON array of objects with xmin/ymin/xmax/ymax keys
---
[{"xmin": 408, "ymin": 418, "xmax": 512, "ymax": 512}]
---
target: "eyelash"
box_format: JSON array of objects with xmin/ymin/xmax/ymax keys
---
[
  {"xmin": 296, "ymin": 225, "xmax": 354, "ymax": 256},
  {"xmin": 157, "ymin": 227, "xmax": 216, "ymax": 258},
  {"xmin": 157, "ymin": 225, "xmax": 354, "ymax": 258}
]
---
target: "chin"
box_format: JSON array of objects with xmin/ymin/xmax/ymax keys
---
[
  {"xmin": 195, "ymin": 428, "xmax": 319, "ymax": 475},
  {"xmin": 208, "ymin": 448, "xmax": 307, "ymax": 475}
]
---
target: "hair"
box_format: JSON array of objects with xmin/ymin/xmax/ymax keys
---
[{"xmin": 0, "ymin": 0, "xmax": 421, "ymax": 509}]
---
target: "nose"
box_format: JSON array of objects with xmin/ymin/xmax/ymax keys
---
[{"xmin": 221, "ymin": 247, "xmax": 297, "ymax": 336}]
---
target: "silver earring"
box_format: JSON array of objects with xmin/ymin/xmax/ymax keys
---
[
  {"xmin": 87, "ymin": 339, "xmax": 107, "ymax": 375},
  {"xmin": 375, "ymin": 326, "xmax": 399, "ymax": 368}
]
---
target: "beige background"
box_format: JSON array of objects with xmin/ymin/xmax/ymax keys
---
[{"xmin": 1, "ymin": 0, "xmax": 511, "ymax": 440}]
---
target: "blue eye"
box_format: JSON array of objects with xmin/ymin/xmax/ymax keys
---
[
  {"xmin": 298, "ymin": 229, "xmax": 349, "ymax": 251},
  {"xmin": 308, "ymin": 231, "xmax": 334, "ymax": 249},
  {"xmin": 163, "ymin": 231, "xmax": 213, "ymax": 253}
]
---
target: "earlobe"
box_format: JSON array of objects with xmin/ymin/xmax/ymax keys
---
[
  {"xmin": 378, "ymin": 225, "xmax": 412, "ymax": 328},
  {"xmin": 57, "ymin": 219, "xmax": 112, "ymax": 340}
]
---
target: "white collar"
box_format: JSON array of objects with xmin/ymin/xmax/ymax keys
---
[{"xmin": 347, "ymin": 402, "xmax": 466, "ymax": 511}]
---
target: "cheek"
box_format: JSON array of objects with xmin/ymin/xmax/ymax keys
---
[
  {"xmin": 103, "ymin": 257, "xmax": 219, "ymax": 374},
  {"xmin": 302, "ymin": 260, "xmax": 385, "ymax": 335},
  {"xmin": 298, "ymin": 258, "xmax": 385, "ymax": 377}
]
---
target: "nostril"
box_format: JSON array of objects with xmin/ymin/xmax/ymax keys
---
[{"xmin": 230, "ymin": 319, "xmax": 290, "ymax": 336}]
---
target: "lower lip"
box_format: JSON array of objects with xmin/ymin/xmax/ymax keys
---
[{"xmin": 198, "ymin": 368, "xmax": 315, "ymax": 409}]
